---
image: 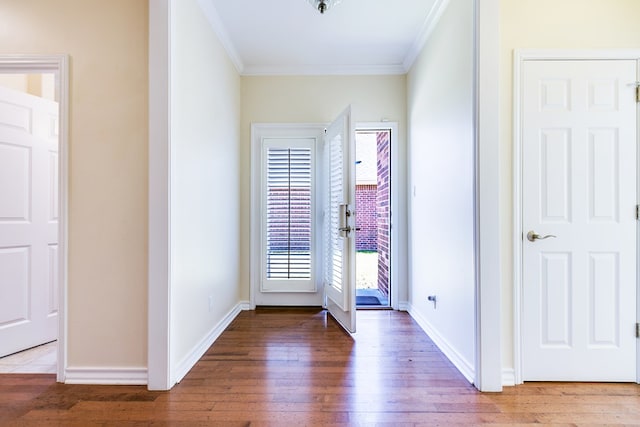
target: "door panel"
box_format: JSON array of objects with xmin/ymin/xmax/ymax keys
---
[
  {"xmin": 521, "ymin": 60, "xmax": 637, "ymax": 381},
  {"xmin": 324, "ymin": 106, "xmax": 356, "ymax": 333},
  {"xmin": 0, "ymin": 86, "xmax": 59, "ymax": 357}
]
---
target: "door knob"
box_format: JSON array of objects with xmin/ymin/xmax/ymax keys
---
[{"xmin": 526, "ymin": 231, "xmax": 556, "ymax": 242}]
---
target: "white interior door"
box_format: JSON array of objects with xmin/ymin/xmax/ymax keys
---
[
  {"xmin": 0, "ymin": 85, "xmax": 59, "ymax": 357},
  {"xmin": 324, "ymin": 106, "xmax": 356, "ymax": 333},
  {"xmin": 521, "ymin": 59, "xmax": 637, "ymax": 381}
]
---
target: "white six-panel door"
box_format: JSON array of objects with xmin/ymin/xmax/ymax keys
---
[
  {"xmin": 521, "ymin": 59, "xmax": 637, "ymax": 381},
  {"xmin": 0, "ymin": 85, "xmax": 59, "ymax": 357}
]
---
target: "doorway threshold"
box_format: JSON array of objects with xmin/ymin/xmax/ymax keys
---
[{"xmin": 356, "ymin": 288, "xmax": 390, "ymax": 309}]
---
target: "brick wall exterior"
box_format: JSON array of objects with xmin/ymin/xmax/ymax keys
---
[
  {"xmin": 355, "ymin": 130, "xmax": 391, "ymax": 300},
  {"xmin": 355, "ymin": 184, "xmax": 377, "ymax": 251},
  {"xmin": 376, "ymin": 131, "xmax": 391, "ymax": 299}
]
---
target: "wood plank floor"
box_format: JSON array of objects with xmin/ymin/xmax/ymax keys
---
[{"xmin": 1, "ymin": 308, "xmax": 639, "ymax": 426}]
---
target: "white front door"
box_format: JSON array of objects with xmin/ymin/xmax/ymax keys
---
[
  {"xmin": 0, "ymin": 85, "xmax": 59, "ymax": 357},
  {"xmin": 521, "ymin": 59, "xmax": 637, "ymax": 381},
  {"xmin": 324, "ymin": 106, "xmax": 356, "ymax": 333}
]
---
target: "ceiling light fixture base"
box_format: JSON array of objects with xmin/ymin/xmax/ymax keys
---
[{"xmin": 307, "ymin": 0, "xmax": 343, "ymax": 14}]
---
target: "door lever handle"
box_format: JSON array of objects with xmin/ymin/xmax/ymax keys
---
[{"xmin": 526, "ymin": 231, "xmax": 557, "ymax": 242}]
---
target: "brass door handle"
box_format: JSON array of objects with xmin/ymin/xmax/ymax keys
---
[{"xmin": 527, "ymin": 231, "xmax": 556, "ymax": 242}]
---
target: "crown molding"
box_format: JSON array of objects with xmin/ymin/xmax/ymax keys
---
[
  {"xmin": 402, "ymin": 0, "xmax": 450, "ymax": 72},
  {"xmin": 196, "ymin": 0, "xmax": 445, "ymax": 77},
  {"xmin": 241, "ymin": 63, "xmax": 406, "ymax": 76},
  {"xmin": 196, "ymin": 0, "xmax": 244, "ymax": 74}
]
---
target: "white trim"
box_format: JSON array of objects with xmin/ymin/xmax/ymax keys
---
[
  {"xmin": 397, "ymin": 301, "xmax": 410, "ymax": 312},
  {"xmin": 408, "ymin": 303, "xmax": 475, "ymax": 383},
  {"xmin": 172, "ymin": 301, "xmax": 250, "ymax": 384},
  {"xmin": 514, "ymin": 49, "xmax": 640, "ymax": 61},
  {"xmin": 0, "ymin": 54, "xmax": 70, "ymax": 384},
  {"xmin": 196, "ymin": 0, "xmax": 244, "ymax": 74},
  {"xmin": 512, "ymin": 49, "xmax": 640, "ymax": 385},
  {"xmin": 148, "ymin": 0, "xmax": 172, "ymax": 391},
  {"xmin": 65, "ymin": 368, "xmax": 147, "ymax": 385},
  {"xmin": 502, "ymin": 368, "xmax": 516, "ymax": 387},
  {"xmin": 475, "ymin": 0, "xmax": 502, "ymax": 392},
  {"xmin": 637, "ymin": 58, "xmax": 640, "ymax": 386},
  {"xmin": 355, "ymin": 122, "xmax": 402, "ymax": 311},
  {"xmin": 403, "ymin": 0, "xmax": 451, "ymax": 72},
  {"xmin": 241, "ymin": 63, "xmax": 406, "ymax": 77},
  {"xmin": 512, "ymin": 50, "xmax": 524, "ymax": 386}
]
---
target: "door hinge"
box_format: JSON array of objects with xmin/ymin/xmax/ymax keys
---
[
  {"xmin": 636, "ymin": 204, "xmax": 639, "ymax": 220},
  {"xmin": 636, "ymin": 323, "xmax": 640, "ymax": 338},
  {"xmin": 637, "ymin": 85, "xmax": 640, "ymax": 103}
]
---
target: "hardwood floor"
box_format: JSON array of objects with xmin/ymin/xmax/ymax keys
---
[{"xmin": 1, "ymin": 308, "xmax": 639, "ymax": 426}]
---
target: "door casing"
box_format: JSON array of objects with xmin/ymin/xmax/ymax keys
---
[
  {"xmin": 0, "ymin": 55, "xmax": 69, "ymax": 382},
  {"xmin": 513, "ymin": 49, "xmax": 640, "ymax": 385}
]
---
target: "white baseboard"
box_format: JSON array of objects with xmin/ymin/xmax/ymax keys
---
[
  {"xmin": 502, "ymin": 368, "xmax": 516, "ymax": 386},
  {"xmin": 397, "ymin": 300, "xmax": 410, "ymax": 311},
  {"xmin": 407, "ymin": 303, "xmax": 475, "ymax": 384},
  {"xmin": 65, "ymin": 367, "xmax": 147, "ymax": 385},
  {"xmin": 172, "ymin": 300, "xmax": 249, "ymax": 384}
]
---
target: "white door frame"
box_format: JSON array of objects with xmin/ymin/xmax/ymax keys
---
[
  {"xmin": 0, "ymin": 55, "xmax": 69, "ymax": 382},
  {"xmin": 356, "ymin": 122, "xmax": 401, "ymax": 310},
  {"xmin": 513, "ymin": 49, "xmax": 640, "ymax": 385}
]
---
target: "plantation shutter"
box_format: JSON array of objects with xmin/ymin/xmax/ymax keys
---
[
  {"xmin": 264, "ymin": 143, "xmax": 313, "ymax": 286},
  {"xmin": 325, "ymin": 133, "xmax": 343, "ymax": 292}
]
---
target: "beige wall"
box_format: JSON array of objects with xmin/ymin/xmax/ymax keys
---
[
  {"xmin": 169, "ymin": 0, "xmax": 242, "ymax": 377},
  {"xmin": 0, "ymin": 1, "xmax": 149, "ymax": 367},
  {"xmin": 407, "ymin": 0, "xmax": 476, "ymax": 379},
  {"xmin": 500, "ymin": 0, "xmax": 640, "ymax": 373},
  {"xmin": 240, "ymin": 75, "xmax": 408, "ymax": 301}
]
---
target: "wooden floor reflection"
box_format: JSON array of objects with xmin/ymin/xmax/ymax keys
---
[{"xmin": 1, "ymin": 308, "xmax": 639, "ymax": 425}]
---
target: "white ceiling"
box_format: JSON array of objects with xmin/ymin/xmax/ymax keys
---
[{"xmin": 199, "ymin": 0, "xmax": 443, "ymax": 75}]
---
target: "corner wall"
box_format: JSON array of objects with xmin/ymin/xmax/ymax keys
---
[
  {"xmin": 407, "ymin": 0, "xmax": 476, "ymax": 380},
  {"xmin": 169, "ymin": 0, "xmax": 242, "ymax": 382}
]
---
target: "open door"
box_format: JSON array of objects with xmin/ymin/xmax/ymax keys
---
[
  {"xmin": 0, "ymin": 85, "xmax": 59, "ymax": 357},
  {"xmin": 324, "ymin": 106, "xmax": 356, "ymax": 333}
]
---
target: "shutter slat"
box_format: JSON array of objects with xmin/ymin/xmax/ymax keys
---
[{"xmin": 265, "ymin": 147, "xmax": 312, "ymax": 280}]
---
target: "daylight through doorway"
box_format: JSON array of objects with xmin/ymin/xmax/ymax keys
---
[{"xmin": 355, "ymin": 129, "xmax": 391, "ymax": 308}]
